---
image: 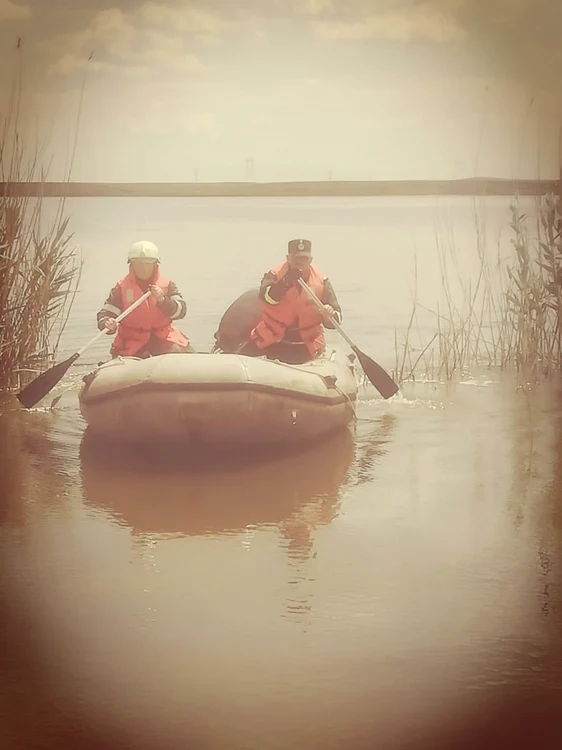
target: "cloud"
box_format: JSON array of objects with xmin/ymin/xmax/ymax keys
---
[
  {"xmin": 46, "ymin": 3, "xmax": 217, "ymax": 77},
  {"xmin": 313, "ymin": 5, "xmax": 467, "ymax": 43},
  {"xmin": 138, "ymin": 1, "xmax": 223, "ymax": 37},
  {"xmin": 0, "ymin": 0, "xmax": 30, "ymax": 21},
  {"xmin": 291, "ymin": 0, "xmax": 334, "ymax": 15},
  {"xmin": 454, "ymin": 0, "xmax": 562, "ymax": 87},
  {"xmin": 291, "ymin": 0, "xmax": 562, "ymax": 88}
]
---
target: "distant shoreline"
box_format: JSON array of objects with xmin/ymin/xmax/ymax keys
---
[{"xmin": 1, "ymin": 178, "xmax": 559, "ymax": 198}]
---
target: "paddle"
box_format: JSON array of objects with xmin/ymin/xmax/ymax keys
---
[
  {"xmin": 298, "ymin": 278, "xmax": 399, "ymax": 399},
  {"xmin": 16, "ymin": 290, "xmax": 152, "ymax": 409}
]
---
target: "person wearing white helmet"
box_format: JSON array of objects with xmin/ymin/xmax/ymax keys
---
[{"xmin": 96, "ymin": 240, "xmax": 195, "ymax": 358}]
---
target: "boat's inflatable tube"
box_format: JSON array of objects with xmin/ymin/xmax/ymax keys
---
[{"xmin": 78, "ymin": 347, "xmax": 359, "ymax": 444}]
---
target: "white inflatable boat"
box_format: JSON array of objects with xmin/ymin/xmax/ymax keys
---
[{"xmin": 78, "ymin": 347, "xmax": 359, "ymax": 444}]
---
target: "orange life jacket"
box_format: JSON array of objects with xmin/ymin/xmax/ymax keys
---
[
  {"xmin": 111, "ymin": 270, "xmax": 189, "ymax": 357},
  {"xmin": 250, "ymin": 263, "xmax": 326, "ymax": 357}
]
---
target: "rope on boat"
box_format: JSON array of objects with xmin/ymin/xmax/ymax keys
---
[{"xmin": 333, "ymin": 382, "xmax": 358, "ymax": 421}]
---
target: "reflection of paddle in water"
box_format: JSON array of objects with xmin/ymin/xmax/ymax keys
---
[
  {"xmin": 350, "ymin": 413, "xmax": 397, "ymax": 487},
  {"xmin": 278, "ymin": 415, "xmax": 396, "ymax": 626}
]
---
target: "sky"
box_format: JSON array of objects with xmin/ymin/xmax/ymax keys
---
[{"xmin": 0, "ymin": 0, "xmax": 561, "ymax": 182}]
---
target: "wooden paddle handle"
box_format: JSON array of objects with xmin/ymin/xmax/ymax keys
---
[
  {"xmin": 297, "ymin": 278, "xmax": 355, "ymax": 350},
  {"xmin": 76, "ymin": 290, "xmax": 152, "ymax": 356}
]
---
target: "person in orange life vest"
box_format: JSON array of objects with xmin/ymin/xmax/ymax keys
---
[
  {"xmin": 96, "ymin": 240, "xmax": 195, "ymax": 358},
  {"xmin": 239, "ymin": 238, "xmax": 342, "ymax": 365}
]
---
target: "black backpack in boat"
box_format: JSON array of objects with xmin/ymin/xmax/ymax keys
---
[{"xmin": 212, "ymin": 288, "xmax": 262, "ymax": 353}]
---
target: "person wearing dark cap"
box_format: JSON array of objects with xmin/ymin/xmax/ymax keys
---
[{"xmin": 238, "ymin": 238, "xmax": 342, "ymax": 365}]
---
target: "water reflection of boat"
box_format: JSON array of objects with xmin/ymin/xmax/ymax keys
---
[{"xmin": 79, "ymin": 427, "xmax": 357, "ymax": 539}]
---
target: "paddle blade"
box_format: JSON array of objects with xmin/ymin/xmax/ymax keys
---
[
  {"xmin": 17, "ymin": 353, "xmax": 79, "ymax": 409},
  {"xmin": 353, "ymin": 346, "xmax": 399, "ymax": 399}
]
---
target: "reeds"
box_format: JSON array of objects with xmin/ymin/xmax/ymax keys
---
[
  {"xmin": 394, "ymin": 191, "xmax": 562, "ymax": 384},
  {"xmin": 0, "ymin": 41, "xmax": 84, "ymax": 392}
]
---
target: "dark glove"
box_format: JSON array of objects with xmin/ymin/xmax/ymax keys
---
[
  {"xmin": 267, "ymin": 267, "xmax": 303, "ymax": 302},
  {"xmin": 283, "ymin": 267, "xmax": 303, "ymax": 286}
]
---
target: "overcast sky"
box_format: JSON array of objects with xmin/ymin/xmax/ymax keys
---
[{"xmin": 1, "ymin": 0, "xmax": 561, "ymax": 181}]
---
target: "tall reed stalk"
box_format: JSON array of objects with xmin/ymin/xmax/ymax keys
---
[
  {"xmin": 395, "ymin": 191, "xmax": 562, "ymax": 384},
  {"xmin": 0, "ymin": 41, "xmax": 87, "ymax": 392}
]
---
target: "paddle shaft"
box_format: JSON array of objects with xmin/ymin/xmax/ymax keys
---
[
  {"xmin": 75, "ymin": 290, "xmax": 151, "ymax": 356},
  {"xmin": 298, "ymin": 276, "xmax": 399, "ymax": 399},
  {"xmin": 16, "ymin": 289, "xmax": 154, "ymax": 408},
  {"xmin": 297, "ymin": 278, "xmax": 355, "ymax": 347}
]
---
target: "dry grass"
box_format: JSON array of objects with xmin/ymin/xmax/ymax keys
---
[
  {"xmin": 0, "ymin": 42, "xmax": 87, "ymax": 392},
  {"xmin": 394, "ymin": 191, "xmax": 562, "ymax": 384}
]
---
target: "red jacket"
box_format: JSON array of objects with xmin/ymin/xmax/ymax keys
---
[
  {"xmin": 109, "ymin": 271, "xmax": 189, "ymax": 356},
  {"xmin": 250, "ymin": 263, "xmax": 326, "ymax": 357}
]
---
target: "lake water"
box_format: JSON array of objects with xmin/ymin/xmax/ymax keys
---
[
  {"xmin": 1, "ymin": 196, "xmax": 562, "ymax": 749},
  {"xmin": 45, "ymin": 194, "xmax": 540, "ymax": 368}
]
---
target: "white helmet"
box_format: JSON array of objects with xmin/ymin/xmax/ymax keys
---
[{"xmin": 127, "ymin": 240, "xmax": 160, "ymax": 262}]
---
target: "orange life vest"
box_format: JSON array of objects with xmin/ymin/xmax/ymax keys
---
[
  {"xmin": 250, "ymin": 263, "xmax": 326, "ymax": 357},
  {"xmin": 111, "ymin": 270, "xmax": 189, "ymax": 357}
]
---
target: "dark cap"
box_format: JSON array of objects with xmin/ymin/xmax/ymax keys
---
[{"xmin": 288, "ymin": 238, "xmax": 312, "ymax": 256}]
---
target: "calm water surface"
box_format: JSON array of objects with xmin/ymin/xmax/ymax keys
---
[{"xmin": 1, "ymin": 197, "xmax": 562, "ymax": 749}]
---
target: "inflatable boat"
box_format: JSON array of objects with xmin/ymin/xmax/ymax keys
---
[{"xmin": 78, "ymin": 347, "xmax": 359, "ymax": 445}]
